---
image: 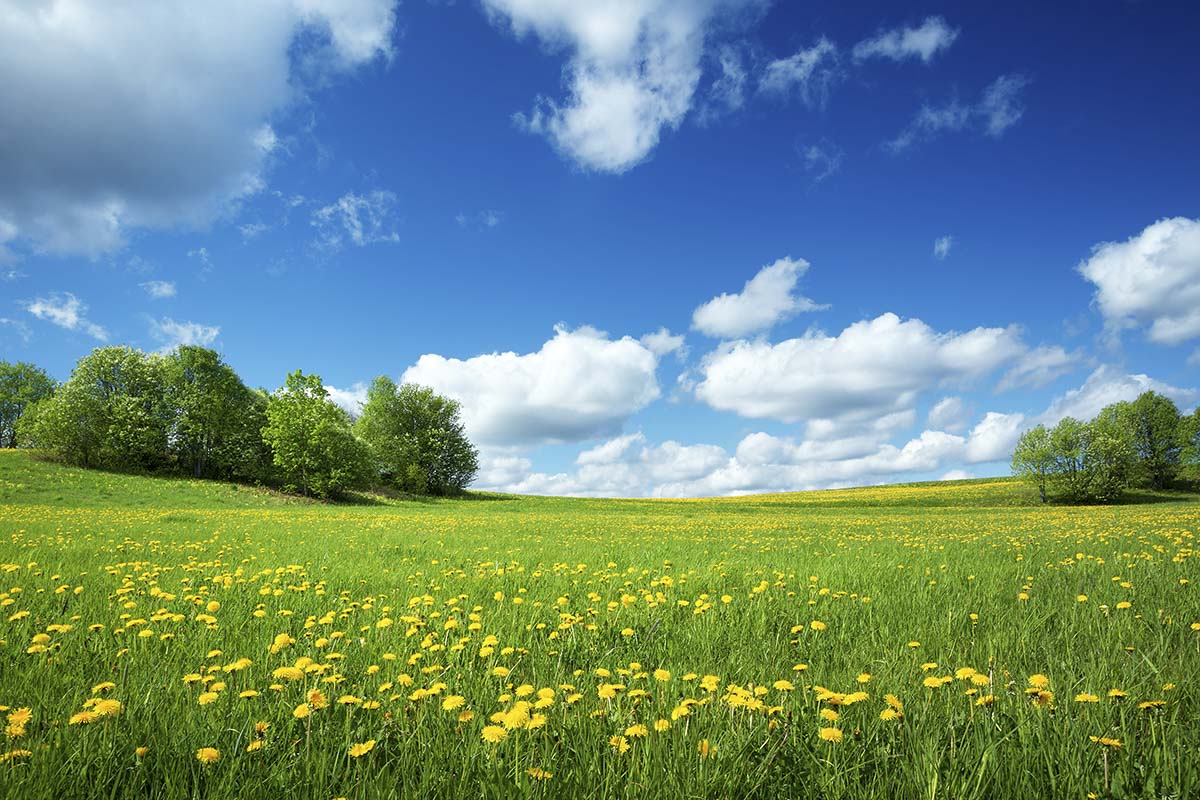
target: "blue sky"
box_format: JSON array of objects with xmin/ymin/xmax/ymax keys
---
[{"xmin": 2, "ymin": 0, "xmax": 1199, "ymax": 496}]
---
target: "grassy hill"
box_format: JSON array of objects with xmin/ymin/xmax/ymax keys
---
[
  {"xmin": 2, "ymin": 448, "xmax": 1198, "ymax": 799},
  {"xmin": 4, "ymin": 449, "xmax": 1195, "ymax": 510}
]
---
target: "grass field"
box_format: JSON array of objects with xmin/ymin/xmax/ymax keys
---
[{"xmin": 1, "ymin": 450, "xmax": 1197, "ymax": 799}]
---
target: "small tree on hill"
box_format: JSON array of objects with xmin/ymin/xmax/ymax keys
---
[
  {"xmin": 355, "ymin": 377, "xmax": 478, "ymax": 495},
  {"xmin": 1011, "ymin": 424, "xmax": 1054, "ymax": 503},
  {"xmin": 262, "ymin": 370, "xmax": 374, "ymax": 498},
  {"xmin": 1123, "ymin": 391, "xmax": 1182, "ymax": 488}
]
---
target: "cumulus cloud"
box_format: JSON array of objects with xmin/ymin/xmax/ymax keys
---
[
  {"xmin": 996, "ymin": 345, "xmax": 1078, "ymax": 391},
  {"xmin": 692, "ymin": 257, "xmax": 825, "ymax": 338},
  {"xmin": 888, "ymin": 74, "xmax": 1029, "ymax": 152},
  {"xmin": 311, "ymin": 190, "xmax": 400, "ymax": 248},
  {"xmin": 24, "ymin": 293, "xmax": 108, "ymax": 340},
  {"xmin": 149, "ymin": 318, "xmax": 220, "ymax": 352},
  {"xmin": 695, "ymin": 312, "xmax": 1026, "ymax": 424},
  {"xmin": 640, "ymin": 327, "xmax": 687, "ymax": 358},
  {"xmin": 963, "ymin": 411, "xmax": 1024, "ymax": 463},
  {"xmin": 487, "ymin": 0, "xmax": 763, "ymax": 173},
  {"xmin": 928, "ymin": 396, "xmax": 967, "ymax": 432},
  {"xmin": 933, "ymin": 235, "xmax": 953, "ymax": 259},
  {"xmin": 402, "ymin": 325, "xmax": 662, "ymax": 447},
  {"xmin": 759, "ymin": 37, "xmax": 841, "ymax": 108},
  {"xmin": 140, "ymin": 280, "xmax": 177, "ymax": 299},
  {"xmin": 325, "ymin": 382, "xmax": 369, "ymax": 417},
  {"xmin": 0, "ymin": 0, "xmax": 397, "ymax": 257},
  {"xmin": 1077, "ymin": 217, "xmax": 1200, "ymax": 345},
  {"xmin": 1037, "ymin": 365, "xmax": 1197, "ymax": 426},
  {"xmin": 852, "ymin": 16, "xmax": 958, "ymax": 64}
]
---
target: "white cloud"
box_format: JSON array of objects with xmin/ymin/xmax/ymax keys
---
[
  {"xmin": 402, "ymin": 325, "xmax": 662, "ymax": 447},
  {"xmin": 928, "ymin": 396, "xmax": 967, "ymax": 432},
  {"xmin": 149, "ymin": 318, "xmax": 220, "ymax": 352},
  {"xmin": 1038, "ymin": 365, "xmax": 1198, "ymax": 426},
  {"xmin": 140, "ymin": 280, "xmax": 177, "ymax": 299},
  {"xmin": 996, "ymin": 345, "xmax": 1078, "ymax": 391},
  {"xmin": 940, "ymin": 469, "xmax": 972, "ymax": 481},
  {"xmin": 933, "ymin": 235, "xmax": 953, "ymax": 260},
  {"xmin": 488, "ymin": 0, "xmax": 763, "ymax": 173},
  {"xmin": 853, "ymin": 16, "xmax": 958, "ymax": 64},
  {"xmin": 979, "ymin": 74, "xmax": 1032, "ymax": 138},
  {"xmin": 311, "ymin": 190, "xmax": 400, "ymax": 248},
  {"xmin": 640, "ymin": 327, "xmax": 687, "ymax": 358},
  {"xmin": 888, "ymin": 74, "xmax": 1029, "ymax": 152},
  {"xmin": 692, "ymin": 257, "xmax": 825, "ymax": 338},
  {"xmin": 24, "ymin": 293, "xmax": 108, "ymax": 341},
  {"xmin": 695, "ymin": 312, "xmax": 1026, "ymax": 424},
  {"xmin": 759, "ymin": 37, "xmax": 840, "ymax": 107},
  {"xmin": 696, "ymin": 43, "xmax": 748, "ymax": 123},
  {"xmin": 325, "ymin": 382, "xmax": 369, "ymax": 417},
  {"xmin": 963, "ymin": 411, "xmax": 1024, "ymax": 463},
  {"xmin": 1077, "ymin": 217, "xmax": 1200, "ymax": 345},
  {"xmin": 239, "ymin": 222, "xmax": 269, "ymax": 240},
  {"xmin": 800, "ymin": 141, "xmax": 844, "ymax": 183},
  {"xmin": 0, "ymin": 0, "xmax": 397, "ymax": 256}
]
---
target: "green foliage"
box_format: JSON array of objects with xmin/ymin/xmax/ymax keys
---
[
  {"xmin": 1010, "ymin": 424, "xmax": 1054, "ymax": 502},
  {"xmin": 162, "ymin": 346, "xmax": 272, "ymax": 482},
  {"xmin": 262, "ymin": 370, "xmax": 374, "ymax": 498},
  {"xmin": 1180, "ymin": 408, "xmax": 1200, "ymax": 482},
  {"xmin": 355, "ymin": 377, "xmax": 478, "ymax": 495},
  {"xmin": 1123, "ymin": 391, "xmax": 1183, "ymax": 488},
  {"xmin": 26, "ymin": 346, "xmax": 170, "ymax": 471},
  {"xmin": 0, "ymin": 360, "xmax": 57, "ymax": 448},
  {"xmin": 1015, "ymin": 391, "xmax": 1191, "ymax": 503}
]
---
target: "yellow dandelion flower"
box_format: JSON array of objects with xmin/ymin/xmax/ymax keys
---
[
  {"xmin": 774, "ymin": 679, "xmax": 795, "ymax": 691},
  {"xmin": 809, "ymin": 621, "xmax": 826, "ymax": 631},
  {"xmin": 624, "ymin": 724, "xmax": 648, "ymax": 738},
  {"xmin": 481, "ymin": 725, "xmax": 507, "ymax": 744},
  {"xmin": 697, "ymin": 738, "xmax": 715, "ymax": 759},
  {"xmin": 69, "ymin": 711, "xmax": 98, "ymax": 725},
  {"xmin": 1089, "ymin": 735, "xmax": 1122, "ymax": 748},
  {"xmin": 527, "ymin": 767, "xmax": 553, "ymax": 780},
  {"xmin": 441, "ymin": 695, "xmax": 466, "ymax": 711},
  {"xmin": 348, "ymin": 739, "xmax": 376, "ymax": 758},
  {"xmin": 818, "ymin": 727, "xmax": 843, "ymax": 743},
  {"xmin": 654, "ymin": 718, "xmax": 670, "ymax": 732},
  {"xmin": 1075, "ymin": 693, "xmax": 1100, "ymax": 703},
  {"xmin": 609, "ymin": 735, "xmax": 630, "ymax": 753},
  {"xmin": 135, "ymin": 746, "xmax": 149, "ymax": 758},
  {"xmin": 293, "ymin": 704, "xmax": 311, "ymax": 719},
  {"xmin": 880, "ymin": 708, "xmax": 902, "ymax": 721},
  {"xmin": 195, "ymin": 747, "xmax": 220, "ymax": 765},
  {"xmin": 198, "ymin": 692, "xmax": 219, "ymax": 706},
  {"xmin": 1028, "ymin": 674, "xmax": 1050, "ymax": 689}
]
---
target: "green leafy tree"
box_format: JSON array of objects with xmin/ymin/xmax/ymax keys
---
[
  {"xmin": 1047, "ymin": 417, "xmax": 1089, "ymax": 502},
  {"xmin": 262, "ymin": 370, "xmax": 374, "ymax": 498},
  {"xmin": 162, "ymin": 346, "xmax": 271, "ymax": 480},
  {"xmin": 26, "ymin": 347, "xmax": 168, "ymax": 470},
  {"xmin": 1121, "ymin": 391, "xmax": 1182, "ymax": 488},
  {"xmin": 1011, "ymin": 424, "xmax": 1054, "ymax": 503},
  {"xmin": 1082, "ymin": 407, "xmax": 1136, "ymax": 502},
  {"xmin": 0, "ymin": 361, "xmax": 57, "ymax": 448},
  {"xmin": 355, "ymin": 377, "xmax": 479, "ymax": 495},
  {"xmin": 1179, "ymin": 408, "xmax": 1200, "ymax": 483}
]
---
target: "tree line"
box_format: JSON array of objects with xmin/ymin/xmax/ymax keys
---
[
  {"xmin": 0, "ymin": 348, "xmax": 478, "ymax": 499},
  {"xmin": 1011, "ymin": 391, "xmax": 1200, "ymax": 503}
]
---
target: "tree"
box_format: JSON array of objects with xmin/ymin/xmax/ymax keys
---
[
  {"xmin": 0, "ymin": 361, "xmax": 56, "ymax": 448},
  {"xmin": 1011, "ymin": 424, "xmax": 1054, "ymax": 503},
  {"xmin": 1047, "ymin": 417, "xmax": 1089, "ymax": 502},
  {"xmin": 262, "ymin": 370, "xmax": 374, "ymax": 498},
  {"xmin": 1122, "ymin": 391, "xmax": 1182, "ymax": 488},
  {"xmin": 162, "ymin": 346, "xmax": 271, "ymax": 480},
  {"xmin": 1083, "ymin": 407, "xmax": 1136, "ymax": 503},
  {"xmin": 355, "ymin": 377, "xmax": 478, "ymax": 495},
  {"xmin": 1180, "ymin": 408, "xmax": 1200, "ymax": 483},
  {"xmin": 26, "ymin": 347, "xmax": 169, "ymax": 470}
]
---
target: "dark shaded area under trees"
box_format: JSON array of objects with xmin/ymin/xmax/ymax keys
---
[{"xmin": 0, "ymin": 348, "xmax": 479, "ymax": 500}]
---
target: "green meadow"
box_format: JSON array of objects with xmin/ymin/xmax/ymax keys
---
[{"xmin": 1, "ymin": 450, "xmax": 1197, "ymax": 799}]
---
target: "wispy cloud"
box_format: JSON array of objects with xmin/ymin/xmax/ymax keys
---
[
  {"xmin": 140, "ymin": 280, "xmax": 177, "ymax": 299},
  {"xmin": 24, "ymin": 292, "xmax": 108, "ymax": 340}
]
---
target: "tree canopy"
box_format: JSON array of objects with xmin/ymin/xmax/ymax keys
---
[
  {"xmin": 0, "ymin": 361, "xmax": 56, "ymax": 448},
  {"xmin": 356, "ymin": 377, "xmax": 478, "ymax": 495}
]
